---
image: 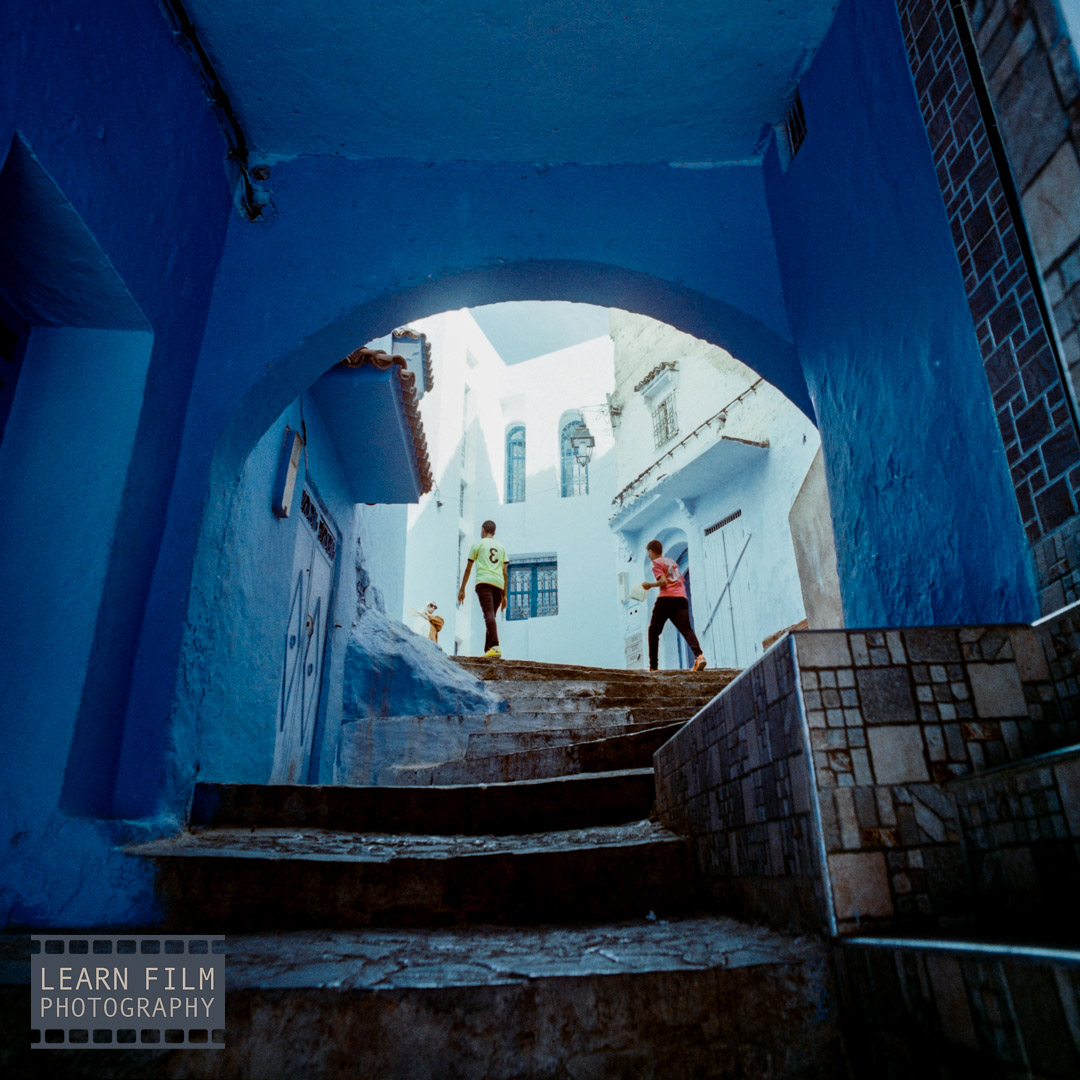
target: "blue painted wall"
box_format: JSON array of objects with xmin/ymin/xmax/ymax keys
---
[
  {"xmin": 2, "ymin": 0, "xmax": 1045, "ymax": 931},
  {"xmin": 114, "ymin": 155, "xmax": 798, "ymax": 819},
  {"xmin": 763, "ymin": 0, "xmax": 1039, "ymax": 625},
  {"xmin": 0, "ymin": 0, "xmax": 232, "ymax": 926},
  {"xmin": 191, "ymin": 390, "xmax": 355, "ymax": 788}
]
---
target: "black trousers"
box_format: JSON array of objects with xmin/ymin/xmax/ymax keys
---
[
  {"xmin": 475, "ymin": 583, "xmax": 502, "ymax": 652},
  {"xmin": 648, "ymin": 596, "xmax": 702, "ymax": 669}
]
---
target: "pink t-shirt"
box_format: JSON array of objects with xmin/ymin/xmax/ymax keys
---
[{"xmin": 651, "ymin": 556, "xmax": 686, "ymax": 598}]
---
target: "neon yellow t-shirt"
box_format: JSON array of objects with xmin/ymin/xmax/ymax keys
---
[{"xmin": 469, "ymin": 538, "xmax": 508, "ymax": 589}]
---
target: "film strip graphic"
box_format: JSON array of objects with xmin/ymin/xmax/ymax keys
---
[{"xmin": 31, "ymin": 936, "xmax": 225, "ymax": 1049}]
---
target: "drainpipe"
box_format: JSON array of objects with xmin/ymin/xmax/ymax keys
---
[{"xmin": 158, "ymin": 0, "xmax": 264, "ymax": 221}]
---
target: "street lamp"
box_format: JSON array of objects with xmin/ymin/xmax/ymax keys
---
[{"xmin": 570, "ymin": 421, "xmax": 595, "ymax": 467}]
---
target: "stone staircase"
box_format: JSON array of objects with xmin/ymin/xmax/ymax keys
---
[
  {"xmin": 122, "ymin": 658, "xmax": 850, "ymax": 1078},
  {"xmin": 337, "ymin": 657, "xmax": 737, "ymax": 787}
]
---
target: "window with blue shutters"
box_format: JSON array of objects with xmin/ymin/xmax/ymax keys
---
[
  {"xmin": 559, "ymin": 415, "xmax": 588, "ymax": 497},
  {"xmin": 506, "ymin": 556, "xmax": 558, "ymax": 620},
  {"xmin": 506, "ymin": 424, "xmax": 525, "ymax": 503}
]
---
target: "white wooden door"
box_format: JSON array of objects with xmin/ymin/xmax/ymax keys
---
[
  {"xmin": 701, "ymin": 514, "xmax": 758, "ymax": 668},
  {"xmin": 271, "ymin": 490, "xmax": 335, "ymax": 783}
]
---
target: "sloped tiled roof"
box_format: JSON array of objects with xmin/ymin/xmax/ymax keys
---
[
  {"xmin": 392, "ymin": 327, "xmax": 435, "ymax": 393},
  {"xmin": 633, "ymin": 360, "xmax": 678, "ymax": 395},
  {"xmin": 341, "ymin": 346, "xmax": 433, "ymax": 493}
]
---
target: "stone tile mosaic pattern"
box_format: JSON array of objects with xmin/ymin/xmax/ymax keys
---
[
  {"xmin": 952, "ymin": 747, "xmax": 1080, "ymax": 927},
  {"xmin": 796, "ymin": 626, "xmax": 1062, "ymax": 933},
  {"xmin": 967, "ymin": 0, "xmax": 1080, "ymax": 398},
  {"xmin": 653, "ymin": 640, "xmax": 829, "ymax": 933},
  {"xmin": 894, "ymin": 0, "xmax": 1080, "ymax": 609},
  {"xmin": 1033, "ymin": 599, "xmax": 1080, "ymax": 731},
  {"xmin": 836, "ymin": 941, "xmax": 1080, "ymax": 1078},
  {"xmin": 657, "ymin": 621, "xmax": 1079, "ymax": 939}
]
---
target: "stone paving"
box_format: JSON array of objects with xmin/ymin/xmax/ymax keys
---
[
  {"xmin": 221, "ymin": 914, "xmax": 826, "ymax": 990},
  {"xmin": 0, "ymin": 914, "xmax": 827, "ymax": 990},
  {"xmin": 138, "ymin": 820, "xmax": 680, "ymax": 862},
  {"xmin": 14, "ymin": 659, "xmax": 852, "ymax": 1076}
]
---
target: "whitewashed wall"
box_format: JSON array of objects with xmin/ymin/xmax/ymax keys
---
[
  {"xmin": 608, "ymin": 311, "xmax": 822, "ymax": 670},
  {"xmin": 396, "ymin": 310, "xmax": 624, "ymax": 667}
]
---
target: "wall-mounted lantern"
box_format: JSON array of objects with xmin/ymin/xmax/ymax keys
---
[{"xmin": 570, "ymin": 422, "xmax": 595, "ymax": 467}]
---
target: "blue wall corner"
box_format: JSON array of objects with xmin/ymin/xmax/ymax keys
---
[{"xmin": 763, "ymin": 0, "xmax": 1039, "ymax": 626}]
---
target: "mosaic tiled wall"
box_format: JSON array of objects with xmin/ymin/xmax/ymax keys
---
[
  {"xmin": 952, "ymin": 745, "xmax": 1080, "ymax": 926},
  {"xmin": 653, "ymin": 640, "xmax": 829, "ymax": 934},
  {"xmin": 966, "ymin": 0, "xmax": 1080, "ymax": 388},
  {"xmin": 1033, "ymin": 597, "xmax": 1080, "ymax": 718},
  {"xmin": 836, "ymin": 940, "xmax": 1080, "ymax": 1078},
  {"xmin": 794, "ymin": 626, "xmax": 1065, "ymax": 933},
  {"xmin": 894, "ymin": 0, "xmax": 1080, "ymax": 611},
  {"xmin": 657, "ymin": 620, "xmax": 1079, "ymax": 937}
]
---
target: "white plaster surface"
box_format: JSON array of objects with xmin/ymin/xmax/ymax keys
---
[
  {"xmin": 396, "ymin": 310, "xmax": 624, "ymax": 667},
  {"xmin": 607, "ymin": 311, "xmax": 819, "ymax": 669}
]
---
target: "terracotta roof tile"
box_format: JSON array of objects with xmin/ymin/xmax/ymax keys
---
[
  {"xmin": 340, "ymin": 347, "xmax": 434, "ymax": 494},
  {"xmin": 633, "ymin": 360, "xmax": 678, "ymax": 395}
]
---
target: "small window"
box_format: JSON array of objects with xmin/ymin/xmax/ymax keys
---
[
  {"xmin": 777, "ymin": 90, "xmax": 806, "ymax": 171},
  {"xmin": 506, "ymin": 424, "xmax": 526, "ymax": 503},
  {"xmin": 560, "ymin": 416, "xmax": 589, "ymax": 497},
  {"xmin": 507, "ymin": 557, "xmax": 558, "ymax": 620},
  {"xmin": 651, "ymin": 392, "xmax": 678, "ymax": 449}
]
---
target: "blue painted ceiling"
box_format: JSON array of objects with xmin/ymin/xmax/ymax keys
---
[{"xmin": 182, "ymin": 0, "xmax": 840, "ymax": 163}]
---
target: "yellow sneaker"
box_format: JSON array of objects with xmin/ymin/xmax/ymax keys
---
[{"xmin": 484, "ymin": 646, "xmax": 502, "ymax": 658}]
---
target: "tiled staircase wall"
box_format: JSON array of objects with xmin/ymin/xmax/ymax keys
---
[
  {"xmin": 652, "ymin": 642, "xmax": 831, "ymax": 934},
  {"xmin": 654, "ymin": 611, "xmax": 1080, "ymax": 936},
  {"xmin": 951, "ymin": 745, "xmax": 1080, "ymax": 928},
  {"xmin": 835, "ymin": 938, "xmax": 1080, "ymax": 1078}
]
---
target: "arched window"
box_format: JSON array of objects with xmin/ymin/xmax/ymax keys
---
[
  {"xmin": 506, "ymin": 424, "xmax": 525, "ymax": 503},
  {"xmin": 560, "ymin": 413, "xmax": 589, "ymax": 497}
]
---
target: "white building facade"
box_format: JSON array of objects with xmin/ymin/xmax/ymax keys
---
[
  {"xmin": 607, "ymin": 311, "xmax": 824, "ymax": 671},
  {"xmin": 395, "ymin": 309, "xmax": 625, "ymax": 667}
]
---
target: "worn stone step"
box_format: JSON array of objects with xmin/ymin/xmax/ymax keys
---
[
  {"xmin": 460, "ymin": 711, "xmax": 694, "ymax": 755},
  {"xmin": 485, "ymin": 682, "xmax": 731, "ymax": 713},
  {"xmin": 336, "ymin": 709, "xmax": 696, "ymax": 786},
  {"xmin": 189, "ymin": 771, "xmax": 655, "ymax": 835},
  {"xmin": 2, "ymin": 916, "xmax": 848, "ymax": 1079},
  {"xmin": 130, "ymin": 822, "xmax": 703, "ymax": 930},
  {"xmin": 452, "ymin": 656, "xmax": 739, "ymax": 684},
  {"xmin": 395, "ymin": 721, "xmax": 687, "ymax": 785}
]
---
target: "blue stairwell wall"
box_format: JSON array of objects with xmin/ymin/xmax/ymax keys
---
[{"xmin": 764, "ymin": 0, "xmax": 1038, "ymax": 628}]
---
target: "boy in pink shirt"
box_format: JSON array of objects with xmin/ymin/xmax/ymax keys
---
[{"xmin": 642, "ymin": 539, "xmax": 707, "ymax": 672}]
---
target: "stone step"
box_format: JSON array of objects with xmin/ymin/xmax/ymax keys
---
[
  {"xmin": 129, "ymin": 821, "xmax": 703, "ymax": 930},
  {"xmin": 188, "ymin": 771, "xmax": 655, "ymax": 835},
  {"xmin": 486, "ymin": 682, "xmax": 730, "ymax": 713},
  {"xmin": 3, "ymin": 917, "xmax": 848, "ymax": 1078},
  {"xmin": 452, "ymin": 657, "xmax": 739, "ymax": 685},
  {"xmin": 335, "ymin": 709, "xmax": 696, "ymax": 786},
  {"xmin": 948, "ymin": 742, "xmax": 1080, "ymax": 933},
  {"xmin": 460, "ymin": 710, "xmax": 694, "ymax": 755},
  {"xmin": 394, "ymin": 721, "xmax": 687, "ymax": 785}
]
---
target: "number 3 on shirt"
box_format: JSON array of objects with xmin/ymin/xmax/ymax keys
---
[{"xmin": 489, "ymin": 547, "xmax": 500, "ymax": 564}]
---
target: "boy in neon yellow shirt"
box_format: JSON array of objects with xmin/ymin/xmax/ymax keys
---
[{"xmin": 457, "ymin": 519, "xmax": 508, "ymax": 657}]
